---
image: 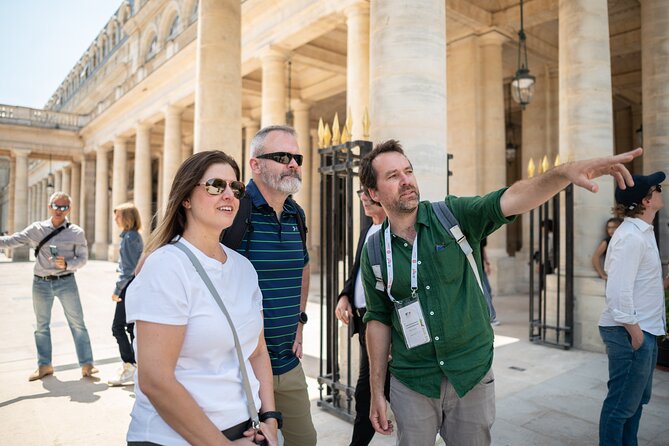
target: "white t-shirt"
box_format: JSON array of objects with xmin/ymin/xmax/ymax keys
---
[{"xmin": 125, "ymin": 238, "xmax": 264, "ymax": 445}]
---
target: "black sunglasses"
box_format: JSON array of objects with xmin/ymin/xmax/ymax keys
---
[
  {"xmin": 653, "ymin": 184, "xmax": 663, "ymax": 193},
  {"xmin": 50, "ymin": 204, "xmax": 70, "ymax": 212},
  {"xmin": 256, "ymin": 152, "xmax": 304, "ymax": 166},
  {"xmin": 196, "ymin": 178, "xmax": 246, "ymax": 199}
]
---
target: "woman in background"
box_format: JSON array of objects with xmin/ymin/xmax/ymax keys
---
[
  {"xmin": 108, "ymin": 202, "xmax": 143, "ymax": 386},
  {"xmin": 591, "ymin": 217, "xmax": 623, "ymax": 280}
]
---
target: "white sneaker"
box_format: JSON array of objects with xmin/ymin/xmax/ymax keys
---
[{"xmin": 108, "ymin": 362, "xmax": 136, "ymax": 386}]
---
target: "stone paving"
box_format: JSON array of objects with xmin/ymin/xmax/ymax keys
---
[{"xmin": 0, "ymin": 257, "xmax": 667, "ymax": 445}]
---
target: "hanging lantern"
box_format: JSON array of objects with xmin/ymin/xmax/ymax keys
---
[{"xmin": 510, "ymin": 0, "xmax": 535, "ymax": 109}]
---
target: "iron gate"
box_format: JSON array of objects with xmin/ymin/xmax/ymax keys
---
[
  {"xmin": 529, "ymin": 184, "xmax": 574, "ymax": 348},
  {"xmin": 317, "ymin": 139, "xmax": 372, "ymax": 421}
]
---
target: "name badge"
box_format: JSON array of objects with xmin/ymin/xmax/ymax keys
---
[{"xmin": 394, "ymin": 295, "xmax": 430, "ymax": 349}]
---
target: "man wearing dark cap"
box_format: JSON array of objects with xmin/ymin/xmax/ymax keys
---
[{"xmin": 598, "ymin": 171, "xmax": 667, "ymax": 446}]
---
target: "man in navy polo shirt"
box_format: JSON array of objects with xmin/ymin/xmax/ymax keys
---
[{"xmin": 241, "ymin": 125, "xmax": 316, "ymax": 445}]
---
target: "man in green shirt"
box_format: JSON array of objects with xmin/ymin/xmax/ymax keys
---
[{"xmin": 358, "ymin": 140, "xmax": 642, "ymax": 446}]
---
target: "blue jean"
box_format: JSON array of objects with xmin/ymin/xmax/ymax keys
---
[
  {"xmin": 599, "ymin": 326, "xmax": 657, "ymax": 446},
  {"xmin": 32, "ymin": 275, "xmax": 93, "ymax": 366}
]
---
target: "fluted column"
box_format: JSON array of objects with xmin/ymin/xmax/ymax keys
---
[
  {"xmin": 36, "ymin": 182, "xmax": 44, "ymax": 220},
  {"xmin": 54, "ymin": 170, "xmax": 63, "ymax": 193},
  {"xmin": 12, "ymin": 149, "xmax": 30, "ymax": 260},
  {"xmin": 345, "ymin": 3, "xmax": 370, "ymax": 140},
  {"xmin": 40, "ymin": 179, "xmax": 48, "ymax": 220},
  {"xmin": 261, "ymin": 48, "xmax": 287, "ymax": 127},
  {"xmin": 134, "ymin": 123, "xmax": 153, "ymax": 241},
  {"xmin": 194, "ymin": 0, "xmax": 242, "ymax": 160},
  {"xmin": 28, "ymin": 186, "xmax": 34, "ymax": 224},
  {"xmin": 559, "ymin": 0, "xmax": 614, "ymax": 351},
  {"xmin": 69, "ymin": 161, "xmax": 81, "ymax": 225},
  {"xmin": 93, "ymin": 147, "xmax": 110, "ymax": 259},
  {"xmin": 292, "ymin": 101, "xmax": 312, "ymax": 229},
  {"xmin": 111, "ymin": 137, "xmax": 128, "ymax": 258},
  {"xmin": 243, "ymin": 120, "xmax": 259, "ymax": 182},
  {"xmin": 62, "ymin": 166, "xmax": 71, "ymax": 196},
  {"xmin": 641, "ymin": 0, "xmax": 669, "ymax": 260},
  {"xmin": 8, "ymin": 158, "xmax": 15, "ymax": 235},
  {"xmin": 370, "ymin": 0, "xmax": 447, "ymax": 200},
  {"xmin": 479, "ymin": 32, "xmax": 508, "ymax": 256},
  {"xmin": 162, "ymin": 105, "xmax": 183, "ymax": 212}
]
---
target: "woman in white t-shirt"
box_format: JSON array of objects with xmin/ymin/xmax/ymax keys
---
[{"xmin": 125, "ymin": 151, "xmax": 278, "ymax": 446}]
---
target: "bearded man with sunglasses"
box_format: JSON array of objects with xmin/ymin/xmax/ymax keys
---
[
  {"xmin": 0, "ymin": 192, "xmax": 96, "ymax": 381},
  {"xmin": 227, "ymin": 125, "xmax": 317, "ymax": 445}
]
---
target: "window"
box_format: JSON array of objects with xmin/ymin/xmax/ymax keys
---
[
  {"xmin": 168, "ymin": 15, "xmax": 180, "ymax": 40},
  {"xmin": 146, "ymin": 36, "xmax": 158, "ymax": 60}
]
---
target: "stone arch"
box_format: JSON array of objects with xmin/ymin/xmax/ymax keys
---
[
  {"xmin": 184, "ymin": 0, "xmax": 198, "ymax": 24},
  {"xmin": 141, "ymin": 24, "xmax": 159, "ymax": 62},
  {"xmin": 118, "ymin": 1, "xmax": 132, "ymax": 25},
  {"xmin": 158, "ymin": 1, "xmax": 182, "ymax": 44}
]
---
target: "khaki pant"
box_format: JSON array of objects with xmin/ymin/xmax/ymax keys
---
[
  {"xmin": 273, "ymin": 363, "xmax": 317, "ymax": 446},
  {"xmin": 390, "ymin": 368, "xmax": 495, "ymax": 446}
]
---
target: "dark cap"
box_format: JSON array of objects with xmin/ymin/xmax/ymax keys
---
[{"xmin": 614, "ymin": 171, "xmax": 665, "ymax": 209}]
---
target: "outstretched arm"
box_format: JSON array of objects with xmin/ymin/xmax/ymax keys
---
[{"xmin": 500, "ymin": 148, "xmax": 642, "ymax": 217}]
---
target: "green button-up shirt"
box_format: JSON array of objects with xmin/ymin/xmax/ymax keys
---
[{"xmin": 361, "ymin": 188, "xmax": 514, "ymax": 398}]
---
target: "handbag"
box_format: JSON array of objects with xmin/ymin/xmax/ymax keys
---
[{"xmin": 173, "ymin": 241, "xmax": 267, "ymax": 443}]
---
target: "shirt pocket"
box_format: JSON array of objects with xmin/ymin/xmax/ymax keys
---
[{"xmin": 432, "ymin": 237, "xmax": 465, "ymax": 283}]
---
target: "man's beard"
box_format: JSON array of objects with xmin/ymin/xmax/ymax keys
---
[
  {"xmin": 389, "ymin": 186, "xmax": 420, "ymax": 214},
  {"xmin": 258, "ymin": 163, "xmax": 302, "ymax": 195}
]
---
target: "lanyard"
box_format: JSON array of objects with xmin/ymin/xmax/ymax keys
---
[{"xmin": 384, "ymin": 225, "xmax": 418, "ymax": 303}]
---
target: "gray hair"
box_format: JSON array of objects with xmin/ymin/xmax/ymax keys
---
[
  {"xmin": 49, "ymin": 191, "xmax": 72, "ymax": 206},
  {"xmin": 250, "ymin": 125, "xmax": 297, "ymax": 157}
]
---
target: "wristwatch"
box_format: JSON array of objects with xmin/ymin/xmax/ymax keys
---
[
  {"xmin": 259, "ymin": 411, "xmax": 283, "ymax": 429},
  {"xmin": 298, "ymin": 311, "xmax": 308, "ymax": 324}
]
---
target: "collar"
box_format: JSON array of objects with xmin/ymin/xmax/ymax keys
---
[
  {"xmin": 416, "ymin": 200, "xmax": 432, "ymax": 228},
  {"xmin": 46, "ymin": 218, "xmax": 70, "ymax": 229},
  {"xmin": 245, "ymin": 179, "xmax": 298, "ymax": 215},
  {"xmin": 626, "ymin": 217, "xmax": 654, "ymax": 233}
]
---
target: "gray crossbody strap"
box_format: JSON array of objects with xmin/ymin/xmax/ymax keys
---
[{"xmin": 173, "ymin": 241, "xmax": 260, "ymax": 429}]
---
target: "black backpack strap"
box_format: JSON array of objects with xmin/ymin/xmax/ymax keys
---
[
  {"xmin": 365, "ymin": 229, "xmax": 385, "ymax": 292},
  {"xmin": 287, "ymin": 197, "xmax": 308, "ymax": 247},
  {"xmin": 220, "ymin": 195, "xmax": 253, "ymax": 253},
  {"xmin": 34, "ymin": 223, "xmax": 69, "ymax": 257}
]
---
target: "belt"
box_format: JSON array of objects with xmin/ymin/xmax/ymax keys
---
[
  {"xmin": 355, "ymin": 307, "xmax": 367, "ymax": 318},
  {"xmin": 34, "ymin": 273, "xmax": 74, "ymax": 281}
]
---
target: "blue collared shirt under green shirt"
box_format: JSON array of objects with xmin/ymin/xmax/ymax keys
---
[{"xmin": 361, "ymin": 188, "xmax": 514, "ymax": 398}]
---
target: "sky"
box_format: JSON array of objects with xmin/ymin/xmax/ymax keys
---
[{"xmin": 0, "ymin": 0, "xmax": 122, "ymax": 109}]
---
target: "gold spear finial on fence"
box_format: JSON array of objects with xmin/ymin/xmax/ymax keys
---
[
  {"xmin": 317, "ymin": 117, "xmax": 325, "ymax": 148},
  {"xmin": 323, "ymin": 122, "xmax": 332, "ymax": 147},
  {"xmin": 541, "ymin": 155, "xmax": 549, "ymax": 174},
  {"xmin": 332, "ymin": 113, "xmax": 341, "ymax": 145},
  {"xmin": 554, "ymin": 154, "xmax": 560, "ymax": 167},
  {"xmin": 528, "ymin": 158, "xmax": 536, "ymax": 178},
  {"xmin": 362, "ymin": 107, "xmax": 370, "ymax": 139},
  {"xmin": 341, "ymin": 123, "xmax": 351, "ymax": 144},
  {"xmin": 345, "ymin": 107, "xmax": 353, "ymax": 139}
]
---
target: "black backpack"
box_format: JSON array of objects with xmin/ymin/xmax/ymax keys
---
[{"xmin": 220, "ymin": 194, "xmax": 308, "ymax": 258}]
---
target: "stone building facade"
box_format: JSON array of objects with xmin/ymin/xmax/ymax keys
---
[{"xmin": 0, "ymin": 0, "xmax": 666, "ymax": 352}]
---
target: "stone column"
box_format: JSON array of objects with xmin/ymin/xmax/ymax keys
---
[
  {"xmin": 81, "ymin": 155, "xmax": 96, "ymax": 246},
  {"xmin": 194, "ymin": 0, "xmax": 242, "ymax": 161},
  {"xmin": 260, "ymin": 48, "xmax": 287, "ymax": 127},
  {"xmin": 157, "ymin": 154, "xmax": 164, "ymax": 220},
  {"xmin": 54, "ymin": 170, "xmax": 63, "ymax": 193},
  {"xmin": 559, "ymin": 0, "xmax": 614, "ymax": 351},
  {"xmin": 70, "ymin": 161, "xmax": 81, "ymax": 225},
  {"xmin": 12, "ymin": 149, "xmax": 30, "ymax": 260},
  {"xmin": 93, "ymin": 147, "xmax": 110, "ymax": 260},
  {"xmin": 641, "ymin": 0, "xmax": 669, "ymax": 260},
  {"xmin": 36, "ymin": 182, "xmax": 43, "ymax": 220},
  {"xmin": 8, "ymin": 158, "xmax": 15, "ymax": 235},
  {"xmin": 28, "ymin": 185, "xmax": 34, "ymax": 225},
  {"xmin": 292, "ymin": 101, "xmax": 312, "ymax": 218},
  {"xmin": 110, "ymin": 137, "xmax": 128, "ymax": 259},
  {"xmin": 243, "ymin": 120, "xmax": 259, "ymax": 182},
  {"xmin": 134, "ymin": 123, "xmax": 153, "ymax": 241},
  {"xmin": 162, "ymin": 105, "xmax": 183, "ymax": 212},
  {"xmin": 62, "ymin": 166, "xmax": 71, "ymax": 196},
  {"xmin": 182, "ymin": 143, "xmax": 193, "ymax": 163},
  {"xmin": 369, "ymin": 0, "xmax": 447, "ymax": 201},
  {"xmin": 345, "ymin": 3, "xmax": 370, "ymax": 140},
  {"xmin": 40, "ymin": 179, "xmax": 48, "ymax": 220},
  {"xmin": 479, "ymin": 32, "xmax": 508, "ymax": 256}
]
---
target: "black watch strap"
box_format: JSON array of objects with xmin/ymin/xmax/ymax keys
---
[{"xmin": 259, "ymin": 411, "xmax": 283, "ymax": 429}]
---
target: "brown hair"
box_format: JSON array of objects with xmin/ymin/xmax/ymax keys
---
[
  {"xmin": 114, "ymin": 202, "xmax": 142, "ymax": 231},
  {"xmin": 144, "ymin": 150, "xmax": 241, "ymax": 254},
  {"xmin": 359, "ymin": 139, "xmax": 410, "ymax": 192}
]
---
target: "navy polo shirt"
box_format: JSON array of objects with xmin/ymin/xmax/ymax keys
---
[{"xmin": 240, "ymin": 180, "xmax": 309, "ymax": 375}]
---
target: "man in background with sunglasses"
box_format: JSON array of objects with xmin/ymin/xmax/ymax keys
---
[
  {"xmin": 598, "ymin": 172, "xmax": 667, "ymax": 445},
  {"xmin": 230, "ymin": 125, "xmax": 317, "ymax": 445},
  {"xmin": 0, "ymin": 192, "xmax": 96, "ymax": 382}
]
